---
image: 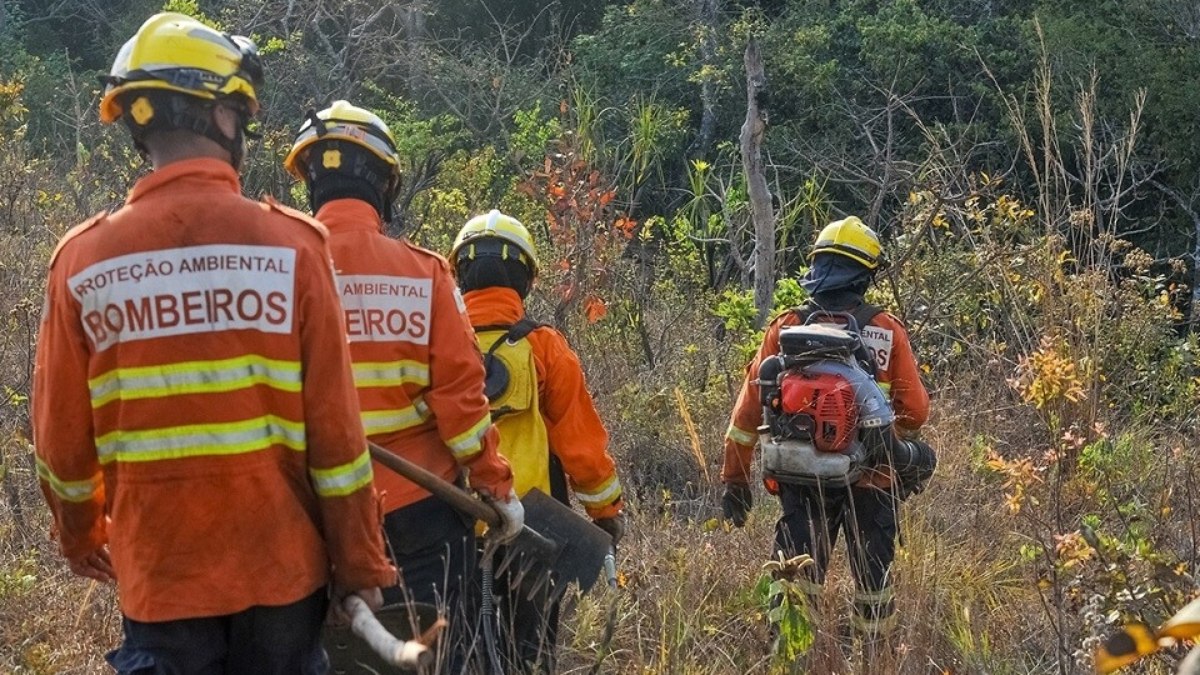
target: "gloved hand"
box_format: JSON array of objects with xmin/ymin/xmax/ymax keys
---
[
  {"xmin": 593, "ymin": 513, "xmax": 627, "ymax": 549},
  {"xmin": 487, "ymin": 489, "xmax": 525, "ymax": 543},
  {"xmin": 722, "ymin": 482, "xmax": 753, "ymax": 527},
  {"xmin": 326, "ymin": 586, "xmax": 383, "ymax": 626}
]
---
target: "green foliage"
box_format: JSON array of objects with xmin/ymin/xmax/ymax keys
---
[
  {"xmin": 0, "ymin": 555, "xmax": 38, "ymax": 598},
  {"xmin": 160, "ymin": 0, "xmax": 213, "ymax": 26},
  {"xmin": 713, "ymin": 277, "xmax": 809, "ymax": 362},
  {"xmin": 360, "ymin": 84, "xmax": 467, "ymax": 164},
  {"xmin": 753, "ymin": 573, "xmax": 814, "ymax": 663}
]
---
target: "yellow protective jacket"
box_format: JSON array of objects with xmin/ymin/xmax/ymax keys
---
[{"xmin": 463, "ymin": 287, "xmax": 622, "ymax": 519}]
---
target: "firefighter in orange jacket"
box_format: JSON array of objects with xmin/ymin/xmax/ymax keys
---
[
  {"xmin": 721, "ymin": 216, "xmax": 935, "ymax": 659},
  {"xmin": 451, "ymin": 211, "xmax": 625, "ymax": 673},
  {"xmin": 33, "ymin": 14, "xmax": 394, "ymax": 673},
  {"xmin": 284, "ymin": 101, "xmax": 521, "ymax": 670}
]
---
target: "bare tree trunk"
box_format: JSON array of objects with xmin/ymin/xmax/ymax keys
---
[
  {"xmin": 690, "ymin": 0, "xmax": 720, "ymax": 159},
  {"xmin": 740, "ymin": 38, "xmax": 776, "ymax": 328}
]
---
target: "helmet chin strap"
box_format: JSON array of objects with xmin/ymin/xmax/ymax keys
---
[{"xmin": 122, "ymin": 92, "xmax": 251, "ymax": 169}]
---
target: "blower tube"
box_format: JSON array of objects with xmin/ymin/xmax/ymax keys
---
[{"xmin": 884, "ymin": 434, "xmax": 937, "ymax": 499}]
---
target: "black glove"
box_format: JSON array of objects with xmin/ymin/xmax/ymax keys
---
[
  {"xmin": 722, "ymin": 483, "xmax": 753, "ymax": 527},
  {"xmin": 593, "ymin": 513, "xmax": 626, "ymax": 550}
]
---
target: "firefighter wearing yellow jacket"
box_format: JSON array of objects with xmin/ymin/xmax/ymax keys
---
[{"xmin": 452, "ymin": 211, "xmax": 625, "ymax": 673}]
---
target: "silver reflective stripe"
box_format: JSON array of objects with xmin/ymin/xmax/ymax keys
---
[
  {"xmin": 310, "ymin": 449, "xmax": 374, "ymax": 497},
  {"xmin": 361, "ymin": 397, "xmax": 431, "ymax": 435},
  {"xmin": 95, "ymin": 415, "xmax": 306, "ymax": 463},
  {"xmin": 726, "ymin": 424, "xmax": 757, "ymax": 446},
  {"xmin": 352, "ymin": 360, "xmax": 430, "ymax": 389},
  {"xmin": 854, "ymin": 587, "xmax": 895, "ymax": 606},
  {"xmin": 89, "ymin": 356, "xmax": 302, "ymax": 408},
  {"xmin": 576, "ymin": 476, "xmax": 622, "ymax": 506},
  {"xmin": 36, "ymin": 458, "xmax": 102, "ymax": 503},
  {"xmin": 851, "ymin": 612, "xmax": 897, "ymax": 635},
  {"xmin": 446, "ymin": 416, "xmax": 490, "ymax": 458}
]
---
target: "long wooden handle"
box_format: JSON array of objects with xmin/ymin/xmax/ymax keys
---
[
  {"xmin": 368, "ymin": 441, "xmax": 498, "ymax": 526},
  {"xmin": 367, "ymin": 442, "xmax": 560, "ymax": 559},
  {"xmin": 343, "ymin": 595, "xmax": 432, "ymax": 670}
]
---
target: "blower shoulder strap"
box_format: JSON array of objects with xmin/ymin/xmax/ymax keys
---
[
  {"xmin": 792, "ymin": 301, "xmax": 883, "ymax": 333},
  {"xmin": 851, "ymin": 303, "xmax": 884, "ymax": 332},
  {"xmin": 792, "ymin": 301, "xmax": 884, "ymax": 378},
  {"xmin": 474, "ymin": 317, "xmax": 544, "ymax": 356}
]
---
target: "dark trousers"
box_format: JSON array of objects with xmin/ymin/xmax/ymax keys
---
[
  {"xmin": 382, "ymin": 495, "xmax": 477, "ymax": 673},
  {"xmin": 106, "ymin": 588, "xmax": 328, "ymax": 675},
  {"xmin": 775, "ymin": 483, "xmax": 898, "ymax": 636},
  {"xmin": 491, "ymin": 547, "xmax": 560, "ymax": 675}
]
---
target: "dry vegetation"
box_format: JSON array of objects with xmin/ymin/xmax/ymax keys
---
[{"xmin": 5, "ymin": 4, "xmax": 1200, "ymax": 675}]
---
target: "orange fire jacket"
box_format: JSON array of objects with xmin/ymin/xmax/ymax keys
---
[
  {"xmin": 722, "ymin": 307, "xmax": 930, "ymax": 487},
  {"xmin": 317, "ymin": 199, "xmax": 513, "ymax": 512},
  {"xmin": 463, "ymin": 287, "xmax": 622, "ymax": 519},
  {"xmin": 33, "ymin": 159, "xmax": 395, "ymax": 622}
]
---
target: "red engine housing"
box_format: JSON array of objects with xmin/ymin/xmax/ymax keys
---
[{"xmin": 778, "ymin": 371, "xmax": 858, "ymax": 453}]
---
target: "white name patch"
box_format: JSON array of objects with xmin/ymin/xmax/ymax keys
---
[
  {"xmin": 69, "ymin": 245, "xmax": 297, "ymax": 352},
  {"xmin": 861, "ymin": 325, "xmax": 895, "ymax": 371},
  {"xmin": 338, "ymin": 274, "xmax": 432, "ymax": 345}
]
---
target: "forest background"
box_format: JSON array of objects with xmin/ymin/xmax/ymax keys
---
[{"xmin": 4, "ymin": 0, "xmax": 1200, "ymax": 673}]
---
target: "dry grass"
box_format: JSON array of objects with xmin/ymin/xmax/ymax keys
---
[{"xmin": 3, "ymin": 341, "xmax": 1196, "ymax": 674}]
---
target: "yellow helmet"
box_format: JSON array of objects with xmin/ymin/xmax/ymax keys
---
[
  {"xmin": 451, "ymin": 210, "xmax": 539, "ymax": 278},
  {"xmin": 99, "ymin": 13, "xmax": 262, "ymax": 124},
  {"xmin": 811, "ymin": 216, "xmax": 884, "ymax": 270},
  {"xmin": 283, "ymin": 100, "xmax": 401, "ymax": 184}
]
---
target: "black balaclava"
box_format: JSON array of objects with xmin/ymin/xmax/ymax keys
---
[
  {"xmin": 304, "ymin": 139, "xmax": 391, "ymax": 219},
  {"xmin": 455, "ymin": 238, "xmax": 533, "ymax": 299},
  {"xmin": 801, "ymin": 253, "xmax": 874, "ymax": 308}
]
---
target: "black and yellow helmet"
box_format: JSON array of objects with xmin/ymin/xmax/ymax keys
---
[
  {"xmin": 451, "ymin": 210, "xmax": 539, "ymax": 279},
  {"xmin": 284, "ymin": 100, "xmax": 403, "ymax": 216},
  {"xmin": 811, "ymin": 216, "xmax": 885, "ymax": 270},
  {"xmin": 284, "ymin": 100, "xmax": 401, "ymax": 184},
  {"xmin": 99, "ymin": 13, "xmax": 262, "ymax": 125}
]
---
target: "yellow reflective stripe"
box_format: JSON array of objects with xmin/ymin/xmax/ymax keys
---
[
  {"xmin": 361, "ymin": 397, "xmax": 431, "ymax": 435},
  {"xmin": 95, "ymin": 415, "xmax": 305, "ymax": 464},
  {"xmin": 855, "ymin": 587, "xmax": 895, "ymax": 606},
  {"xmin": 309, "ymin": 449, "xmax": 373, "ymax": 497},
  {"xmin": 352, "ymin": 360, "xmax": 430, "ymax": 389},
  {"xmin": 576, "ymin": 474, "xmax": 623, "ymax": 506},
  {"xmin": 447, "ymin": 415, "xmax": 491, "ymax": 459},
  {"xmin": 726, "ymin": 424, "xmax": 756, "ymax": 446},
  {"xmin": 878, "ymin": 381, "xmax": 892, "ymax": 395},
  {"xmin": 89, "ymin": 356, "xmax": 302, "ymax": 408},
  {"xmin": 35, "ymin": 458, "xmax": 102, "ymax": 503}
]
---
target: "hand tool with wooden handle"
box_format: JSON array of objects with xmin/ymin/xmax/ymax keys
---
[{"xmin": 367, "ymin": 441, "xmax": 611, "ymax": 593}]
